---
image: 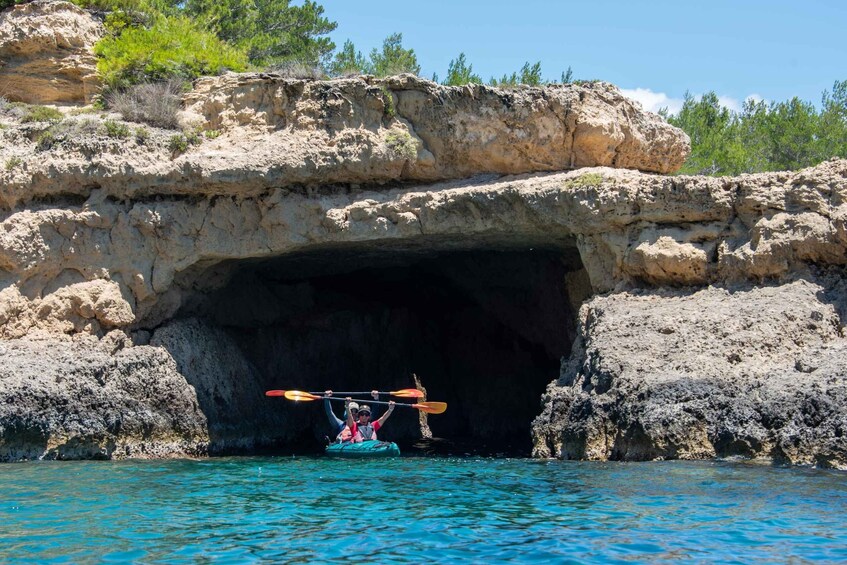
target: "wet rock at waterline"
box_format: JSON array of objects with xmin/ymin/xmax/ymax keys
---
[{"xmin": 532, "ymin": 273, "xmax": 847, "ymax": 469}]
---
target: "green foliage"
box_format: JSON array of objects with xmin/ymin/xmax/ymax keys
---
[
  {"xmin": 367, "ymin": 33, "xmax": 420, "ymax": 77},
  {"xmin": 204, "ymin": 129, "xmax": 221, "ymax": 139},
  {"xmin": 327, "ymin": 34, "xmax": 419, "ymax": 78},
  {"xmin": 380, "ymin": 86, "xmax": 395, "ymax": 119},
  {"xmin": 184, "ymin": 0, "xmax": 336, "ymax": 67},
  {"xmin": 489, "ymin": 61, "xmax": 544, "ymax": 87},
  {"xmin": 4, "ymin": 156, "xmax": 22, "ymax": 171},
  {"xmin": 70, "ymin": 0, "xmax": 175, "ymax": 36},
  {"xmin": 669, "ymin": 92, "xmax": 747, "ymax": 175},
  {"xmin": 167, "ymin": 133, "xmax": 188, "ymax": 154},
  {"xmin": 95, "ymin": 15, "xmax": 248, "ymax": 88},
  {"xmin": 443, "ymin": 53, "xmax": 482, "ymax": 86},
  {"xmin": 385, "ymin": 130, "xmax": 418, "ymax": 161},
  {"xmin": 560, "ymin": 66, "xmax": 574, "ymax": 84},
  {"xmin": 167, "ymin": 130, "xmax": 202, "ymax": 154},
  {"xmin": 328, "ymin": 39, "xmax": 368, "ymax": 76},
  {"xmin": 135, "ymin": 126, "xmax": 150, "ymax": 144},
  {"xmin": 104, "ymin": 119, "xmax": 130, "ymax": 138},
  {"xmin": 20, "ymin": 105, "xmax": 64, "ymax": 123},
  {"xmin": 35, "ymin": 130, "xmax": 56, "ymax": 151},
  {"xmin": 563, "ymin": 172, "xmax": 604, "ymax": 189},
  {"xmin": 0, "ymin": 0, "xmax": 26, "ymax": 11},
  {"xmin": 668, "ymin": 82, "xmax": 847, "ymax": 175}
]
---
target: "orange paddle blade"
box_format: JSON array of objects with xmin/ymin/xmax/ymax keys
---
[
  {"xmin": 412, "ymin": 401, "xmax": 447, "ymax": 414},
  {"xmin": 391, "ymin": 388, "xmax": 424, "ymax": 398},
  {"xmin": 265, "ymin": 390, "xmax": 287, "ymax": 397},
  {"xmin": 284, "ymin": 390, "xmax": 321, "ymax": 401}
]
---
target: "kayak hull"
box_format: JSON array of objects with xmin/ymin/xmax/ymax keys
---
[{"xmin": 325, "ymin": 440, "xmax": 401, "ymax": 458}]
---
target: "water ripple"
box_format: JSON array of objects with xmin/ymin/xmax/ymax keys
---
[{"xmin": 1, "ymin": 458, "xmax": 846, "ymax": 563}]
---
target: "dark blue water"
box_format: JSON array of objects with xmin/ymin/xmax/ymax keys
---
[{"xmin": 1, "ymin": 457, "xmax": 845, "ymax": 563}]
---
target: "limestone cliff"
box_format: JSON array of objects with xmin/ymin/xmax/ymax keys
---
[{"xmin": 0, "ymin": 1, "xmax": 103, "ymax": 104}]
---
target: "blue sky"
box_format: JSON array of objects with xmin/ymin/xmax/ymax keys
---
[{"xmin": 321, "ymin": 0, "xmax": 846, "ymax": 113}]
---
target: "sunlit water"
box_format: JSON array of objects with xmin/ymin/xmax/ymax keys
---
[{"xmin": 1, "ymin": 457, "xmax": 846, "ymax": 563}]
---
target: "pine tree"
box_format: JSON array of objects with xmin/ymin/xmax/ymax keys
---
[
  {"xmin": 328, "ymin": 40, "xmax": 368, "ymax": 76},
  {"xmin": 443, "ymin": 53, "xmax": 482, "ymax": 86},
  {"xmin": 366, "ymin": 33, "xmax": 420, "ymax": 77},
  {"xmin": 184, "ymin": 0, "xmax": 336, "ymax": 66}
]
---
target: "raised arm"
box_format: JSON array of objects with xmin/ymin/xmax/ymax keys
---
[
  {"xmin": 375, "ymin": 400, "xmax": 395, "ymax": 427},
  {"xmin": 324, "ymin": 390, "xmax": 343, "ymax": 431},
  {"xmin": 346, "ymin": 397, "xmax": 356, "ymax": 429}
]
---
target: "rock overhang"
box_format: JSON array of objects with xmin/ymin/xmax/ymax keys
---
[{"xmin": 0, "ymin": 160, "xmax": 846, "ymax": 338}]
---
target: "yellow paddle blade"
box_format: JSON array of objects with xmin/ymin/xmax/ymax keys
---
[
  {"xmin": 391, "ymin": 388, "xmax": 424, "ymax": 398},
  {"xmin": 413, "ymin": 401, "xmax": 447, "ymax": 414},
  {"xmin": 284, "ymin": 390, "xmax": 321, "ymax": 401}
]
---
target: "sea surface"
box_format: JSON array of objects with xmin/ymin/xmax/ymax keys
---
[{"xmin": 1, "ymin": 456, "xmax": 845, "ymax": 563}]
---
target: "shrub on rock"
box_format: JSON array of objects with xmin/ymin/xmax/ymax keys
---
[{"xmin": 94, "ymin": 14, "xmax": 248, "ymax": 89}]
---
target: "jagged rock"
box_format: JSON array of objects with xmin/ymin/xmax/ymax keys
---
[
  {"xmin": 0, "ymin": 320, "xmax": 301, "ymax": 461},
  {"xmin": 0, "ymin": 330, "xmax": 209, "ymax": 461},
  {"xmin": 531, "ymin": 277, "xmax": 847, "ymax": 469},
  {"xmin": 0, "ymin": 1, "xmax": 103, "ymax": 104}
]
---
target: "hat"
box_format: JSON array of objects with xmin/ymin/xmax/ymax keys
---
[
  {"xmin": 348, "ymin": 402, "xmax": 359, "ymax": 411},
  {"xmin": 358, "ymin": 405, "xmax": 371, "ymax": 415}
]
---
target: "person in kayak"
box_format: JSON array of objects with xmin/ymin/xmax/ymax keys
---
[
  {"xmin": 324, "ymin": 391, "xmax": 356, "ymax": 442},
  {"xmin": 346, "ymin": 398, "xmax": 395, "ymax": 442},
  {"xmin": 325, "ymin": 390, "xmax": 380, "ymax": 442}
]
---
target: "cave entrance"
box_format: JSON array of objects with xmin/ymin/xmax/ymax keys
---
[{"xmin": 179, "ymin": 240, "xmax": 590, "ymax": 456}]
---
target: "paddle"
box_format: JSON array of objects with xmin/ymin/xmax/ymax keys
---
[
  {"xmin": 281, "ymin": 390, "xmax": 448, "ymax": 415},
  {"xmin": 265, "ymin": 388, "xmax": 423, "ymax": 399}
]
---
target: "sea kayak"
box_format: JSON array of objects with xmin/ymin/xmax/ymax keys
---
[{"xmin": 325, "ymin": 440, "xmax": 401, "ymax": 458}]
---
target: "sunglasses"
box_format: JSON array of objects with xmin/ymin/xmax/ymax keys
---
[{"xmin": 358, "ymin": 412, "xmax": 371, "ymax": 417}]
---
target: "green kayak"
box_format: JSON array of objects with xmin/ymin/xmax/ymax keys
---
[{"xmin": 325, "ymin": 440, "xmax": 401, "ymax": 458}]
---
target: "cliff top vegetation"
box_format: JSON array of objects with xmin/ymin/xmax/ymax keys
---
[{"xmin": 1, "ymin": 0, "xmax": 844, "ymax": 176}]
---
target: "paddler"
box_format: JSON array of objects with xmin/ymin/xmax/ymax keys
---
[
  {"xmin": 324, "ymin": 390, "xmax": 355, "ymax": 441},
  {"xmin": 346, "ymin": 397, "xmax": 395, "ymax": 442},
  {"xmin": 325, "ymin": 390, "xmax": 380, "ymax": 442}
]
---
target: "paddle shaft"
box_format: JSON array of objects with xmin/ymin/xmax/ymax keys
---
[
  {"xmin": 310, "ymin": 391, "xmax": 414, "ymax": 397},
  {"xmin": 318, "ymin": 396, "xmax": 405, "ymax": 408},
  {"xmin": 265, "ymin": 389, "xmax": 421, "ymax": 398}
]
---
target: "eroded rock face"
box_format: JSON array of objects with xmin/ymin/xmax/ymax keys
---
[
  {"xmin": 531, "ymin": 274, "xmax": 847, "ymax": 469},
  {"xmin": 0, "ymin": 329, "xmax": 209, "ymax": 461},
  {"xmin": 0, "ymin": 74, "xmax": 689, "ymax": 209},
  {"xmin": 0, "ymin": 160, "xmax": 845, "ymax": 337},
  {"xmin": 0, "ymin": 320, "xmax": 301, "ymax": 461},
  {"xmin": 0, "ymin": 1, "xmax": 103, "ymax": 104}
]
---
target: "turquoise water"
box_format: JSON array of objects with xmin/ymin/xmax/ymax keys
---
[{"xmin": 1, "ymin": 457, "xmax": 846, "ymax": 563}]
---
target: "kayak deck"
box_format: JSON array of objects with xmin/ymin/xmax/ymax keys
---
[{"xmin": 325, "ymin": 440, "xmax": 401, "ymax": 458}]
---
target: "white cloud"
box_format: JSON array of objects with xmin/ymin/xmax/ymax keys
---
[
  {"xmin": 621, "ymin": 88, "xmax": 767, "ymax": 116},
  {"xmin": 718, "ymin": 95, "xmax": 741, "ymax": 113},
  {"xmin": 620, "ymin": 87, "xmax": 684, "ymax": 115},
  {"xmin": 745, "ymin": 93, "xmax": 765, "ymax": 105}
]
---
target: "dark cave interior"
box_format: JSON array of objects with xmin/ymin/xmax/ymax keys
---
[{"xmin": 178, "ymin": 240, "xmax": 590, "ymax": 456}]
